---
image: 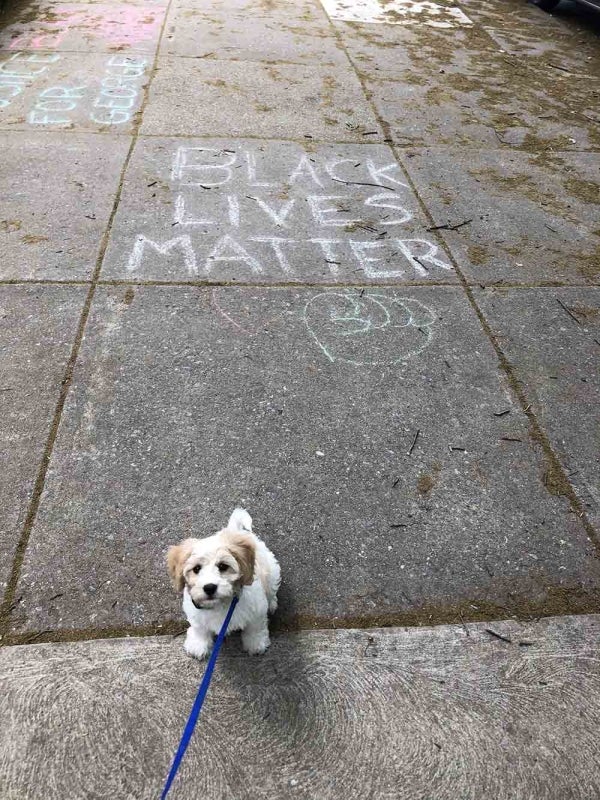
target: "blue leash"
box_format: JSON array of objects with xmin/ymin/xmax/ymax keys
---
[{"xmin": 160, "ymin": 595, "xmax": 239, "ymax": 799}]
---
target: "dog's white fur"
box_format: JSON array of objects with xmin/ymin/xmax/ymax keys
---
[{"xmin": 167, "ymin": 509, "xmax": 280, "ymax": 660}]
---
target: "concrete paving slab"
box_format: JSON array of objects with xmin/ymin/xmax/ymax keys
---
[
  {"xmin": 321, "ymin": 0, "xmax": 473, "ymax": 27},
  {"xmin": 101, "ymin": 137, "xmax": 456, "ymax": 284},
  {"xmin": 171, "ymin": 0, "xmax": 327, "ymax": 8},
  {"xmin": 476, "ymin": 287, "xmax": 600, "ymax": 528},
  {"xmin": 335, "ymin": 18, "xmax": 497, "ymax": 78},
  {"xmin": 10, "ymin": 285, "xmax": 600, "ymax": 634},
  {"xmin": 0, "ymin": 285, "xmax": 86, "ymax": 594},
  {"xmin": 0, "ymin": 131, "xmax": 129, "ymax": 280},
  {"xmin": 0, "ymin": 1, "xmax": 167, "ymax": 54},
  {"xmin": 483, "ymin": 26, "xmax": 600, "ymax": 78},
  {"xmin": 162, "ymin": 1, "xmax": 346, "ymax": 64},
  {"xmin": 399, "ymin": 148, "xmax": 600, "ymax": 285},
  {"xmin": 0, "ymin": 50, "xmax": 149, "ymax": 132},
  {"xmin": 365, "ymin": 56, "xmax": 599, "ymax": 150},
  {"xmin": 1, "ymin": 0, "xmax": 166, "ymax": 6},
  {"xmin": 140, "ymin": 57, "xmax": 381, "ymax": 140},
  {"xmin": 2, "ymin": 615, "xmax": 600, "ymax": 799},
  {"xmin": 456, "ymin": 0, "xmax": 568, "ymax": 31},
  {"xmin": 338, "ymin": 17, "xmax": 599, "ymax": 152}
]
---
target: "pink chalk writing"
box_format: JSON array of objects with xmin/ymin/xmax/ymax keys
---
[{"xmin": 9, "ymin": 5, "xmax": 164, "ymax": 51}]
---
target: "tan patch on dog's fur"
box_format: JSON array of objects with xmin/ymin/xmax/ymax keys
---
[
  {"xmin": 166, "ymin": 538, "xmax": 195, "ymax": 592},
  {"xmin": 221, "ymin": 531, "xmax": 256, "ymax": 586}
]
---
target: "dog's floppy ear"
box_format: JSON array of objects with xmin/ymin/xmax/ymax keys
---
[
  {"xmin": 227, "ymin": 508, "xmax": 253, "ymax": 534},
  {"xmin": 223, "ymin": 532, "xmax": 256, "ymax": 586},
  {"xmin": 166, "ymin": 539, "xmax": 194, "ymax": 592}
]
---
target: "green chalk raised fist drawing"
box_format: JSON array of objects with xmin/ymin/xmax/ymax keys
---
[{"xmin": 303, "ymin": 291, "xmax": 436, "ymax": 366}]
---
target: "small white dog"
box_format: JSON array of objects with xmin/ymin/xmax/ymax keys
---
[{"xmin": 167, "ymin": 509, "xmax": 280, "ymax": 660}]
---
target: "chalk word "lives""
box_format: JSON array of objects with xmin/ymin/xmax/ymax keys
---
[
  {"xmin": 303, "ymin": 292, "xmax": 436, "ymax": 366},
  {"xmin": 27, "ymin": 55, "xmax": 147, "ymax": 126},
  {"xmin": 125, "ymin": 146, "xmax": 453, "ymax": 280}
]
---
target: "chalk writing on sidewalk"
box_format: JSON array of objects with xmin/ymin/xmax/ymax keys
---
[
  {"xmin": 25, "ymin": 55, "xmax": 147, "ymax": 126},
  {"xmin": 90, "ymin": 55, "xmax": 147, "ymax": 126},
  {"xmin": 303, "ymin": 291, "xmax": 436, "ymax": 365},
  {"xmin": 7, "ymin": 5, "xmax": 163, "ymax": 51},
  {"xmin": 0, "ymin": 52, "xmax": 60, "ymax": 109},
  {"xmin": 125, "ymin": 145, "xmax": 455, "ymax": 282}
]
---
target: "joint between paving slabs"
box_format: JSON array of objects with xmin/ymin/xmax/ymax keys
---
[
  {"xmin": 4, "ymin": 126, "xmax": 600, "ymax": 154},
  {"xmin": 318, "ymin": 0, "xmax": 600, "ymax": 556},
  {"xmin": 4, "ymin": 584, "xmax": 600, "ymax": 648},
  {"xmin": 0, "ymin": 0, "xmax": 177, "ymax": 638},
  {"xmin": 97, "ymin": 278, "xmax": 459, "ymax": 289},
  {"xmin": 1, "ymin": 279, "xmax": 599, "ymax": 290}
]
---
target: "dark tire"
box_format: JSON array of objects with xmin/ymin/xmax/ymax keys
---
[{"xmin": 533, "ymin": 0, "xmax": 561, "ymax": 10}]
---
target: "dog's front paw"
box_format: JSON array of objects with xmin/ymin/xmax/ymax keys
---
[
  {"xmin": 184, "ymin": 629, "xmax": 212, "ymax": 660},
  {"xmin": 242, "ymin": 627, "xmax": 270, "ymax": 655}
]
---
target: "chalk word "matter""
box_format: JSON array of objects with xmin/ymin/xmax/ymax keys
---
[
  {"xmin": 126, "ymin": 146, "xmax": 453, "ymax": 281},
  {"xmin": 304, "ymin": 292, "xmax": 436, "ymax": 365},
  {"xmin": 128, "ymin": 234, "xmax": 450, "ymax": 279}
]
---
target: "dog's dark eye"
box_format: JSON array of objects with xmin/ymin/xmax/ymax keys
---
[
  {"xmin": 192, "ymin": 564, "xmax": 201, "ymax": 574},
  {"xmin": 217, "ymin": 562, "xmax": 229, "ymax": 573}
]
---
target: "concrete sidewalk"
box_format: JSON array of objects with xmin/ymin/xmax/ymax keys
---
[
  {"xmin": 1, "ymin": 615, "xmax": 600, "ymax": 799},
  {"xmin": 0, "ymin": 0, "xmax": 599, "ymax": 795}
]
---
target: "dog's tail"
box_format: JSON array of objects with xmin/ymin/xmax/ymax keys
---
[{"xmin": 228, "ymin": 508, "xmax": 253, "ymax": 533}]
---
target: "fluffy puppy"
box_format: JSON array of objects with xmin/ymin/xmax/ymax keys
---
[{"xmin": 167, "ymin": 509, "xmax": 280, "ymax": 660}]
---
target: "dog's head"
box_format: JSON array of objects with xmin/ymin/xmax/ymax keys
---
[{"xmin": 166, "ymin": 509, "xmax": 255, "ymax": 609}]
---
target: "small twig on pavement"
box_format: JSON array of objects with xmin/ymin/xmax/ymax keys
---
[
  {"xmin": 485, "ymin": 628, "xmax": 512, "ymax": 644},
  {"xmin": 407, "ymin": 428, "xmax": 420, "ymax": 456},
  {"xmin": 330, "ymin": 177, "xmax": 396, "ymax": 191},
  {"xmin": 556, "ymin": 298, "xmax": 582, "ymax": 325},
  {"xmin": 427, "ymin": 219, "xmax": 472, "ymax": 232},
  {"xmin": 363, "ymin": 635, "xmax": 376, "ymax": 656}
]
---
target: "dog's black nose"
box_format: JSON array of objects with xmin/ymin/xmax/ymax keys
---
[{"xmin": 203, "ymin": 583, "xmax": 217, "ymax": 597}]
